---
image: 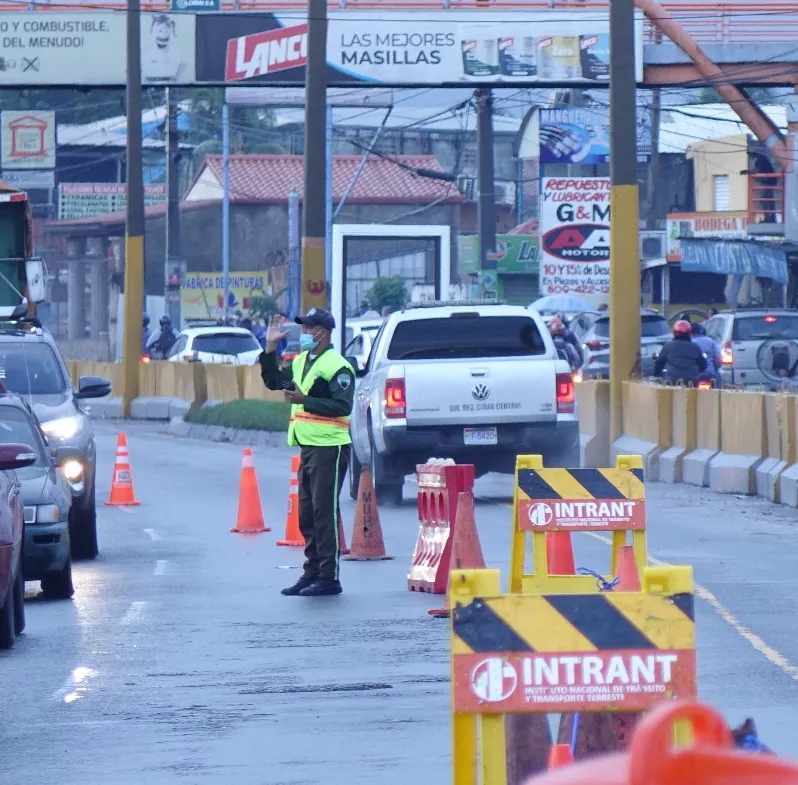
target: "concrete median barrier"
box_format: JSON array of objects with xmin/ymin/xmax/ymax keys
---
[
  {"xmin": 775, "ymin": 397, "xmax": 798, "ymax": 507},
  {"xmin": 659, "ymin": 387, "xmax": 697, "ymax": 484},
  {"xmin": 681, "ymin": 388, "xmax": 721, "ymax": 487},
  {"xmin": 575, "ymin": 380, "xmax": 609, "ymax": 468},
  {"xmin": 205, "ymin": 364, "xmax": 242, "ymax": 403},
  {"xmin": 755, "ymin": 394, "xmax": 790, "ymax": 503},
  {"xmin": 239, "ymin": 364, "xmax": 286, "ymax": 403},
  {"xmin": 708, "ymin": 391, "xmax": 765, "ymax": 495},
  {"xmin": 611, "ymin": 381, "xmax": 672, "ymax": 480}
]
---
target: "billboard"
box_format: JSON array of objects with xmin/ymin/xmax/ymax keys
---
[
  {"xmin": 196, "ymin": 11, "xmax": 644, "ymax": 85},
  {"xmin": 539, "ymin": 106, "xmax": 651, "ymax": 165},
  {"xmin": 539, "ymin": 177, "xmax": 611, "ymax": 306},
  {"xmin": 1, "ymin": 110, "xmax": 55, "ymax": 169},
  {"xmin": 180, "ymin": 271, "xmax": 269, "ymax": 321},
  {"xmin": 458, "ymin": 234, "xmax": 540, "ymax": 276},
  {"xmin": 666, "ymin": 211, "xmax": 748, "ymax": 262},
  {"xmin": 58, "ymin": 183, "xmax": 166, "ymax": 220},
  {"xmin": 0, "ymin": 12, "xmax": 195, "ymax": 85}
]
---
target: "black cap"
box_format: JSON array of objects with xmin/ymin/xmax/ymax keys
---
[{"xmin": 295, "ymin": 307, "xmax": 335, "ymax": 331}]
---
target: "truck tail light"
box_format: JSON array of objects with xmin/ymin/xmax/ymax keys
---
[
  {"xmin": 721, "ymin": 342, "xmax": 733, "ymax": 366},
  {"xmin": 556, "ymin": 372, "xmax": 575, "ymax": 414},
  {"xmin": 384, "ymin": 378, "xmax": 406, "ymax": 418}
]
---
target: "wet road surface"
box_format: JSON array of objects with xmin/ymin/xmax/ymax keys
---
[{"xmin": 3, "ymin": 422, "xmax": 798, "ymax": 782}]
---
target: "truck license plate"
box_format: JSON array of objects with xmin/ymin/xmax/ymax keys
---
[{"xmin": 463, "ymin": 427, "xmax": 498, "ymax": 446}]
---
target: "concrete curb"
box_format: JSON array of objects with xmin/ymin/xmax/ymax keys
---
[
  {"xmin": 87, "ymin": 396, "xmax": 191, "ymax": 421},
  {"xmin": 708, "ymin": 453, "xmax": 763, "ymax": 495},
  {"xmin": 755, "ymin": 458, "xmax": 787, "ymax": 503},
  {"xmin": 779, "ymin": 463, "xmax": 798, "ymax": 507},
  {"xmin": 681, "ymin": 448, "xmax": 718, "ymax": 487},
  {"xmin": 658, "ymin": 446, "xmax": 687, "ymax": 484},
  {"xmin": 166, "ymin": 416, "xmax": 287, "ymax": 448},
  {"xmin": 611, "ymin": 437, "xmax": 661, "ymax": 481}
]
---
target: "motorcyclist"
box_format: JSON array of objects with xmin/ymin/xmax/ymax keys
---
[
  {"xmin": 549, "ymin": 317, "xmax": 580, "ymax": 371},
  {"xmin": 654, "ymin": 319, "xmax": 707, "ymax": 384},
  {"xmin": 557, "ymin": 313, "xmax": 584, "ymax": 366},
  {"xmin": 146, "ymin": 314, "xmax": 179, "ymax": 358},
  {"xmin": 142, "ymin": 313, "xmax": 151, "ymax": 353},
  {"xmin": 691, "ymin": 322, "xmax": 722, "ymax": 386}
]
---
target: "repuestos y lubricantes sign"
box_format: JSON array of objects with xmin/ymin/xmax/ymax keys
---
[
  {"xmin": 197, "ymin": 11, "xmax": 644, "ymax": 85},
  {"xmin": 539, "ymin": 177, "xmax": 611, "ymax": 306}
]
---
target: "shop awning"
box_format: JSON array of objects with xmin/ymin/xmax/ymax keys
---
[{"xmin": 681, "ymin": 237, "xmax": 789, "ymax": 284}]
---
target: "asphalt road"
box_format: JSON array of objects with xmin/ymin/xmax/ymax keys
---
[{"xmin": 3, "ymin": 423, "xmax": 798, "ymax": 783}]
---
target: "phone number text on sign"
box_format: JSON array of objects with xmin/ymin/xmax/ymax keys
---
[
  {"xmin": 520, "ymin": 498, "xmax": 646, "ymax": 530},
  {"xmin": 454, "ymin": 650, "xmax": 696, "ymax": 714}
]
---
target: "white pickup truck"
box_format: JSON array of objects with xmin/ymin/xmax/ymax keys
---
[{"xmin": 346, "ymin": 301, "xmax": 579, "ymax": 505}]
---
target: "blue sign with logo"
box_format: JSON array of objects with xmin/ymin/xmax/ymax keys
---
[{"xmin": 171, "ymin": 0, "xmax": 219, "ymax": 11}]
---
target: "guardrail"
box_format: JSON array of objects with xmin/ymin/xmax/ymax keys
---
[{"xmin": 3, "ymin": 2, "xmax": 798, "ymax": 45}]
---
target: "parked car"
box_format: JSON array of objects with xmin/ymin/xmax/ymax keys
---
[
  {"xmin": 571, "ymin": 308, "xmax": 672, "ymax": 379},
  {"xmin": 0, "ymin": 439, "xmax": 37, "ymax": 649},
  {"xmin": 0, "ymin": 321, "xmax": 111, "ymax": 561},
  {"xmin": 704, "ymin": 308, "xmax": 798, "ymax": 388},
  {"xmin": 167, "ymin": 326, "xmax": 263, "ymax": 365},
  {"xmin": 343, "ymin": 317, "xmax": 384, "ymax": 372},
  {"xmin": 347, "ymin": 302, "xmax": 577, "ymax": 505},
  {"xmin": 0, "ymin": 394, "xmax": 75, "ymax": 598}
]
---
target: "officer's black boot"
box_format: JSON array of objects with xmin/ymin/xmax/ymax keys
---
[
  {"xmin": 299, "ymin": 578, "xmax": 343, "ymax": 596},
  {"xmin": 281, "ymin": 574, "xmax": 317, "ymax": 596}
]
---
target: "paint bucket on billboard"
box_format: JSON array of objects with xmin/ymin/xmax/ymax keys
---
[
  {"xmin": 461, "ymin": 27, "xmax": 499, "ymax": 78},
  {"xmin": 580, "ymin": 34, "xmax": 611, "ymax": 81},
  {"xmin": 498, "ymin": 36, "xmax": 537, "ymax": 77},
  {"xmin": 537, "ymin": 36, "xmax": 581, "ymax": 80}
]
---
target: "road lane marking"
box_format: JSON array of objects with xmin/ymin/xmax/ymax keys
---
[
  {"xmin": 52, "ymin": 666, "xmax": 97, "ymax": 704},
  {"xmin": 154, "ymin": 560, "xmax": 168, "ymax": 576},
  {"xmin": 489, "ymin": 499, "xmax": 798, "ymax": 683},
  {"xmin": 143, "ymin": 528, "xmax": 161, "ymax": 541},
  {"xmin": 119, "ymin": 601, "xmax": 147, "ymax": 626}
]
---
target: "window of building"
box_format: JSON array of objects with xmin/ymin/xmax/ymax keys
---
[{"xmin": 713, "ymin": 174, "xmax": 730, "ymax": 211}]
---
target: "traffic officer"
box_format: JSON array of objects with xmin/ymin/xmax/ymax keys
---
[{"xmin": 259, "ymin": 308, "xmax": 355, "ymax": 597}]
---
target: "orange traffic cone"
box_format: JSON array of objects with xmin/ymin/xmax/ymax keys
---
[
  {"xmin": 615, "ymin": 545, "xmax": 642, "ymax": 591},
  {"xmin": 337, "ymin": 510, "xmax": 350, "ymax": 555},
  {"xmin": 548, "ymin": 744, "xmax": 574, "ymax": 770},
  {"xmin": 343, "ymin": 466, "xmax": 394, "ymax": 561},
  {"xmin": 105, "ymin": 433, "xmax": 140, "ymax": 506},
  {"xmin": 429, "ymin": 492, "xmax": 485, "ymax": 617},
  {"xmin": 231, "ymin": 448, "xmax": 269, "ymax": 533},
  {"xmin": 547, "ymin": 532, "xmax": 576, "ymax": 575},
  {"xmin": 277, "ymin": 455, "xmax": 304, "ymax": 546}
]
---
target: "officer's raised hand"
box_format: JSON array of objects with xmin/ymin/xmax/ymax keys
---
[{"xmin": 265, "ymin": 314, "xmax": 290, "ymax": 352}]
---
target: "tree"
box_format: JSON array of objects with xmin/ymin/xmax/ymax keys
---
[
  {"xmin": 698, "ymin": 86, "xmax": 777, "ymax": 104},
  {"xmin": 248, "ymin": 294, "xmax": 281, "ymax": 321},
  {"xmin": 365, "ymin": 276, "xmax": 409, "ymax": 314}
]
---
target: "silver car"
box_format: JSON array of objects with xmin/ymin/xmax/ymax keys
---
[
  {"xmin": 571, "ymin": 309, "xmax": 672, "ymax": 380},
  {"xmin": 705, "ymin": 309, "xmax": 798, "ymax": 388}
]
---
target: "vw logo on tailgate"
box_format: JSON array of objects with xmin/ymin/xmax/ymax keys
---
[{"xmin": 472, "ymin": 383, "xmax": 490, "ymax": 401}]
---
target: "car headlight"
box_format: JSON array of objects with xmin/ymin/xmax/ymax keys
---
[
  {"xmin": 62, "ymin": 460, "xmax": 84, "ymax": 482},
  {"xmin": 29, "ymin": 504, "xmax": 63, "ymax": 524},
  {"xmin": 41, "ymin": 415, "xmax": 83, "ymax": 441}
]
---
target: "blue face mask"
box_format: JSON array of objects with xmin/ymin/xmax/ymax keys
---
[{"xmin": 300, "ymin": 333, "xmax": 319, "ymax": 352}]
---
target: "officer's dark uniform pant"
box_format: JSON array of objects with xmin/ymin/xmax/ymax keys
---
[{"xmin": 297, "ymin": 444, "xmax": 350, "ymax": 581}]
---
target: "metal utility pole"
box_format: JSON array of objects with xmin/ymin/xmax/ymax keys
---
[
  {"xmin": 301, "ymin": 0, "xmax": 329, "ymax": 313},
  {"xmin": 165, "ymin": 87, "xmax": 182, "ymax": 327},
  {"xmin": 222, "ymin": 101, "xmax": 231, "ymax": 321},
  {"xmin": 646, "ymin": 32, "xmax": 663, "ymax": 230},
  {"xmin": 609, "ymin": 0, "xmax": 641, "ymax": 442},
  {"xmin": 288, "ymin": 189, "xmax": 300, "ymax": 318},
  {"xmin": 476, "ymin": 89, "xmax": 497, "ymax": 298},
  {"xmin": 122, "ymin": 0, "xmax": 144, "ymax": 417}
]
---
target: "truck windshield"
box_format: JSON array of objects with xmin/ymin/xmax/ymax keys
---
[
  {"xmin": 387, "ymin": 316, "xmax": 546, "ymax": 360},
  {"xmin": 0, "ymin": 259, "xmax": 24, "ymax": 308}
]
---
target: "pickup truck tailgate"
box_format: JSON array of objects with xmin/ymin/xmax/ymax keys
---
[{"xmin": 404, "ymin": 359, "xmax": 558, "ymax": 425}]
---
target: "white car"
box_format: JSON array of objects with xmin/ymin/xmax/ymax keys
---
[
  {"xmin": 343, "ymin": 317, "xmax": 384, "ymax": 372},
  {"xmin": 166, "ymin": 327, "xmax": 262, "ymax": 365},
  {"xmin": 348, "ymin": 301, "xmax": 578, "ymax": 505}
]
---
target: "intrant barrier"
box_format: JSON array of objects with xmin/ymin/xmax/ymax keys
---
[{"xmin": 409, "ymin": 461, "xmax": 475, "ymax": 594}]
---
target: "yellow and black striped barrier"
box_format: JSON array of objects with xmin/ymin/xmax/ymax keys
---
[
  {"xmin": 510, "ymin": 454, "xmax": 648, "ymax": 594},
  {"xmin": 449, "ymin": 567, "xmax": 697, "ymax": 785}
]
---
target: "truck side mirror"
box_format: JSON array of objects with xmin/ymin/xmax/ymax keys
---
[{"xmin": 25, "ymin": 258, "xmax": 47, "ymax": 303}]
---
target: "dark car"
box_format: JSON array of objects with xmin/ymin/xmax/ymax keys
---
[
  {"xmin": 0, "ymin": 321, "xmax": 110, "ymax": 561},
  {"xmin": 0, "ymin": 439, "xmax": 37, "ymax": 649},
  {"xmin": 0, "ymin": 395, "xmax": 74, "ymax": 598}
]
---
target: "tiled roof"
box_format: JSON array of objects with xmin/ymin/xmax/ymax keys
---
[{"xmin": 193, "ymin": 154, "xmax": 464, "ymax": 205}]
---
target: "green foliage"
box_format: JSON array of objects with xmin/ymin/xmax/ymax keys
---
[
  {"xmin": 0, "ymin": 88, "xmax": 128, "ymax": 125},
  {"xmin": 185, "ymin": 399, "xmax": 290, "ymax": 431},
  {"xmin": 698, "ymin": 87, "xmax": 776, "ymax": 104},
  {"xmin": 365, "ymin": 276, "xmax": 409, "ymax": 314},
  {"xmin": 248, "ymin": 294, "xmax": 281, "ymax": 320}
]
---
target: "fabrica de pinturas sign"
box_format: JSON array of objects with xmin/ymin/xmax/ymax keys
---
[
  {"xmin": 539, "ymin": 177, "xmax": 611, "ymax": 306},
  {"xmin": 196, "ymin": 10, "xmax": 644, "ymax": 85}
]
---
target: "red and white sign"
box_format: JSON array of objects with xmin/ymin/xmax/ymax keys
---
[
  {"xmin": 455, "ymin": 650, "xmax": 696, "ymax": 714},
  {"xmin": 225, "ymin": 25, "xmax": 309, "ymax": 81},
  {"xmin": 1, "ymin": 111, "xmax": 55, "ymax": 170},
  {"xmin": 666, "ymin": 211, "xmax": 748, "ymax": 262},
  {"xmin": 519, "ymin": 498, "xmax": 646, "ymax": 531},
  {"xmin": 539, "ymin": 177, "xmax": 611, "ymax": 307}
]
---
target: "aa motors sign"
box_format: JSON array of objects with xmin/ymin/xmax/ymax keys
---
[{"xmin": 539, "ymin": 177, "xmax": 610, "ymax": 306}]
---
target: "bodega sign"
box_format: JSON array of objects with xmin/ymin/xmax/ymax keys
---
[
  {"xmin": 455, "ymin": 650, "xmax": 696, "ymax": 713},
  {"xmin": 539, "ymin": 177, "xmax": 611, "ymax": 306}
]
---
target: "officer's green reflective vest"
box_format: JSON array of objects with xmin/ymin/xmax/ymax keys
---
[{"xmin": 288, "ymin": 350, "xmax": 353, "ymax": 447}]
